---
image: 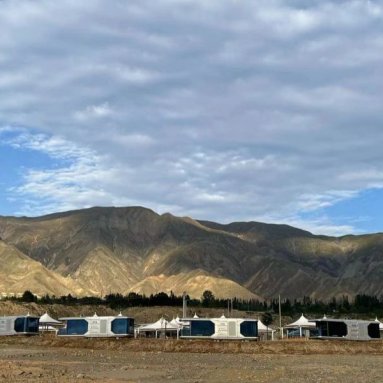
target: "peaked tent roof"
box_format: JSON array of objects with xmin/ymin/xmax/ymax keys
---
[
  {"xmin": 139, "ymin": 317, "xmax": 180, "ymax": 331},
  {"xmin": 39, "ymin": 312, "xmax": 62, "ymax": 325},
  {"xmin": 169, "ymin": 318, "xmax": 184, "ymax": 328},
  {"xmin": 285, "ymin": 314, "xmax": 315, "ymax": 328}
]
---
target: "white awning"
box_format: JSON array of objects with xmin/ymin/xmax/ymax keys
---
[
  {"xmin": 169, "ymin": 316, "xmax": 185, "ymax": 328},
  {"xmin": 285, "ymin": 314, "xmax": 315, "ymax": 328},
  {"xmin": 138, "ymin": 317, "xmax": 179, "ymax": 331},
  {"xmin": 39, "ymin": 312, "xmax": 62, "ymax": 325}
]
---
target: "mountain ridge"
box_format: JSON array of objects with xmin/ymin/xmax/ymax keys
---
[{"xmin": 1, "ymin": 206, "xmax": 383, "ymax": 300}]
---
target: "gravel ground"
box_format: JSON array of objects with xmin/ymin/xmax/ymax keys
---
[{"xmin": 1, "ymin": 338, "xmax": 383, "ymax": 382}]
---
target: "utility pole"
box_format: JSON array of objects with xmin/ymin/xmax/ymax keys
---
[
  {"xmin": 279, "ymin": 294, "xmax": 283, "ymax": 339},
  {"xmin": 182, "ymin": 291, "xmax": 187, "ymax": 319}
]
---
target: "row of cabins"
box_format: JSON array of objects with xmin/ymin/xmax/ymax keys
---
[
  {"xmin": 1, "ymin": 313, "xmax": 383, "ymax": 341},
  {"xmin": 136, "ymin": 315, "xmax": 260, "ymax": 340}
]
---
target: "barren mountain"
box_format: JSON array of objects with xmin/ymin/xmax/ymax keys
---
[
  {"xmin": 0, "ymin": 241, "xmax": 85, "ymax": 297},
  {"xmin": 0, "ymin": 206, "xmax": 382, "ymax": 299}
]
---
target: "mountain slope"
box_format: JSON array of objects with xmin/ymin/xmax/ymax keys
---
[
  {"xmin": 0, "ymin": 241, "xmax": 85, "ymax": 297},
  {"xmin": 1, "ymin": 206, "xmax": 383, "ymax": 299},
  {"xmin": 127, "ymin": 270, "xmax": 261, "ymax": 300}
]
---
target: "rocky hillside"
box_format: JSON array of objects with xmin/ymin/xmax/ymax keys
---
[
  {"xmin": 0, "ymin": 241, "xmax": 85, "ymax": 297},
  {"xmin": 0, "ymin": 206, "xmax": 382, "ymax": 299}
]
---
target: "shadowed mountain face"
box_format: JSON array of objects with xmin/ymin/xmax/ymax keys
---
[
  {"xmin": 0, "ymin": 241, "xmax": 86, "ymax": 297},
  {"xmin": 0, "ymin": 206, "xmax": 382, "ymax": 299}
]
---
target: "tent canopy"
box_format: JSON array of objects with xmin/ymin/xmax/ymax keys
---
[
  {"xmin": 169, "ymin": 316, "xmax": 185, "ymax": 328},
  {"xmin": 285, "ymin": 314, "xmax": 315, "ymax": 328},
  {"xmin": 39, "ymin": 312, "xmax": 62, "ymax": 325},
  {"xmin": 139, "ymin": 317, "xmax": 179, "ymax": 331}
]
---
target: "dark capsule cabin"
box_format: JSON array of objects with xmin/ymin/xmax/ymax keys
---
[
  {"xmin": 181, "ymin": 317, "xmax": 258, "ymax": 340},
  {"xmin": 58, "ymin": 314, "xmax": 134, "ymax": 337},
  {"xmin": 0, "ymin": 315, "xmax": 40, "ymax": 336},
  {"xmin": 310, "ymin": 319, "xmax": 380, "ymax": 341}
]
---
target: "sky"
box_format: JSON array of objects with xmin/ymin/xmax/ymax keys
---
[{"xmin": 0, "ymin": 0, "xmax": 383, "ymax": 236}]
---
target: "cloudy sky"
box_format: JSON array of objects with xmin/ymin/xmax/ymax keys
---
[{"xmin": 1, "ymin": 0, "xmax": 382, "ymax": 236}]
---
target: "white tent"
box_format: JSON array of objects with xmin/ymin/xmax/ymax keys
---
[
  {"xmin": 286, "ymin": 314, "xmax": 315, "ymax": 328},
  {"xmin": 137, "ymin": 317, "xmax": 181, "ymax": 338},
  {"xmin": 169, "ymin": 316, "xmax": 185, "ymax": 328},
  {"xmin": 193, "ymin": 313, "xmax": 199, "ymax": 318},
  {"xmin": 39, "ymin": 312, "xmax": 63, "ymax": 331},
  {"xmin": 285, "ymin": 314, "xmax": 315, "ymax": 337},
  {"xmin": 139, "ymin": 317, "xmax": 170, "ymax": 330}
]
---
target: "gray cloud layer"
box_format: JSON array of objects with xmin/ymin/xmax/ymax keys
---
[{"xmin": 1, "ymin": 0, "xmax": 383, "ymax": 235}]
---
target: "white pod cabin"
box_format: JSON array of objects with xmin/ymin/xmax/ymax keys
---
[
  {"xmin": 0, "ymin": 315, "xmax": 40, "ymax": 336},
  {"xmin": 58, "ymin": 314, "xmax": 134, "ymax": 338},
  {"xmin": 310, "ymin": 318, "xmax": 380, "ymax": 341},
  {"xmin": 180, "ymin": 316, "xmax": 258, "ymax": 340}
]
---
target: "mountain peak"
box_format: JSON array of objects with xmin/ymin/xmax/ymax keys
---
[{"xmin": 0, "ymin": 206, "xmax": 382, "ymax": 299}]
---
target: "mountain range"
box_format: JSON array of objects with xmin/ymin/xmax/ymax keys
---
[{"xmin": 0, "ymin": 206, "xmax": 382, "ymax": 300}]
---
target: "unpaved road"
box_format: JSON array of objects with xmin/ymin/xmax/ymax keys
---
[{"xmin": 1, "ymin": 338, "xmax": 383, "ymax": 382}]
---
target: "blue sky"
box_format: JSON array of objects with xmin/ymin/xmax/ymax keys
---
[
  {"xmin": 0, "ymin": 0, "xmax": 383, "ymax": 236},
  {"xmin": 0, "ymin": 143, "xmax": 50, "ymax": 215}
]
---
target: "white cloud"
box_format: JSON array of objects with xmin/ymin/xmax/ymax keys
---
[
  {"xmin": 115, "ymin": 66, "xmax": 160, "ymax": 84},
  {"xmin": 1, "ymin": 0, "xmax": 383, "ymax": 235},
  {"xmin": 1, "ymin": 128, "xmax": 94, "ymax": 161},
  {"xmin": 74, "ymin": 102, "xmax": 113, "ymax": 120},
  {"xmin": 257, "ymin": 214, "xmax": 359, "ymax": 237}
]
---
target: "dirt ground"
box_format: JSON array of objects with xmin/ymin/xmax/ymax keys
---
[
  {"xmin": 1, "ymin": 336, "xmax": 383, "ymax": 382},
  {"xmin": 1, "ymin": 302, "xmax": 383, "ymax": 382}
]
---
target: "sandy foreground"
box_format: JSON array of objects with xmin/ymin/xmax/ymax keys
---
[{"xmin": 1, "ymin": 337, "xmax": 383, "ymax": 382}]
